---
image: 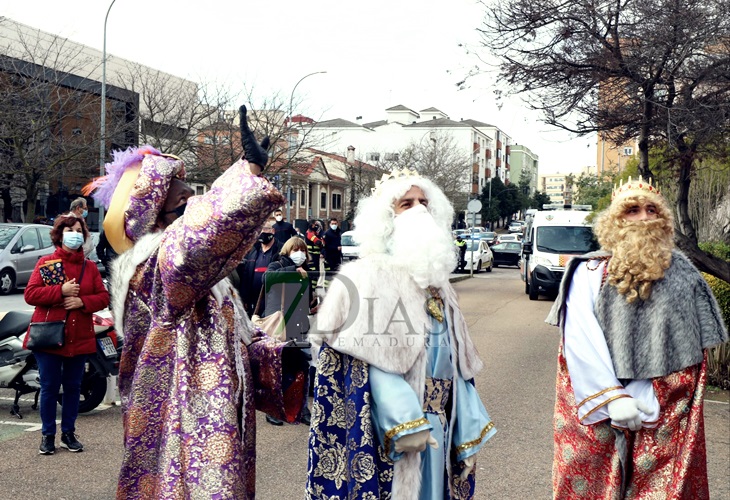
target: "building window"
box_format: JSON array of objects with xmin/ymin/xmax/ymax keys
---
[
  {"xmin": 300, "ymin": 189, "xmax": 306, "ymax": 208},
  {"xmin": 320, "ymin": 191, "xmax": 327, "ymax": 210},
  {"xmin": 196, "ymin": 186, "xmax": 205, "ymax": 195},
  {"xmin": 367, "ymin": 153, "xmax": 380, "ymax": 162},
  {"xmin": 623, "ymin": 147, "xmax": 633, "ymax": 156},
  {"xmin": 384, "ymin": 153, "xmax": 399, "ymax": 161},
  {"xmin": 331, "ymin": 193, "xmax": 342, "ymax": 211}
]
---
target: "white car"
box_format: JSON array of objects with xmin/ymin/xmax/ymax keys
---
[
  {"xmin": 497, "ymin": 233, "xmax": 522, "ymax": 243},
  {"xmin": 460, "ymin": 239, "xmax": 493, "ymax": 273},
  {"xmin": 341, "ymin": 231, "xmax": 360, "ymax": 261}
]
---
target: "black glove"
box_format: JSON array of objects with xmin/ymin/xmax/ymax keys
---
[{"xmin": 239, "ymin": 105, "xmax": 270, "ymax": 168}]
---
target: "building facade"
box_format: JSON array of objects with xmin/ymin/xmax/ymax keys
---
[{"xmin": 509, "ymin": 144, "xmax": 539, "ymax": 194}]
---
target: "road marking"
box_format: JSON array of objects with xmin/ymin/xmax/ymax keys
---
[{"xmin": 0, "ymin": 420, "xmax": 58, "ymax": 432}]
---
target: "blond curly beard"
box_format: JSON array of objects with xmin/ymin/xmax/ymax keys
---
[{"xmin": 594, "ymin": 194, "xmax": 674, "ymax": 303}]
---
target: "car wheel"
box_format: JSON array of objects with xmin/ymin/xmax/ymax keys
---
[
  {"xmin": 476, "ymin": 260, "xmax": 482, "ymax": 273},
  {"xmin": 486, "ymin": 258, "xmax": 493, "ymax": 272},
  {"xmin": 529, "ymin": 272, "xmax": 539, "ymax": 301},
  {"xmin": 0, "ymin": 269, "xmax": 15, "ymax": 295}
]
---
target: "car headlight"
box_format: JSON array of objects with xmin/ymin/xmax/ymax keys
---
[{"xmin": 534, "ymin": 255, "xmax": 554, "ymax": 267}]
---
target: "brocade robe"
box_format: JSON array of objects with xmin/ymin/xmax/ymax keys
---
[
  {"xmin": 306, "ymin": 255, "xmax": 495, "ymax": 499},
  {"xmin": 113, "ymin": 158, "xmax": 290, "ymax": 499},
  {"xmin": 548, "ymin": 256, "xmax": 728, "ymax": 499}
]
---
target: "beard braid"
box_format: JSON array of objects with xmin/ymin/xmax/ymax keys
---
[
  {"xmin": 599, "ymin": 218, "xmax": 674, "ymax": 303},
  {"xmin": 389, "ymin": 204, "xmax": 457, "ymax": 288}
]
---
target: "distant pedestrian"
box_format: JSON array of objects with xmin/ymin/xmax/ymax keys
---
[
  {"xmin": 305, "ymin": 220, "xmax": 324, "ymax": 287},
  {"xmin": 237, "ymin": 224, "xmax": 281, "ymax": 316},
  {"xmin": 322, "ymin": 217, "xmax": 342, "ymax": 273},
  {"xmin": 272, "ymin": 208, "xmax": 297, "ymax": 245}
]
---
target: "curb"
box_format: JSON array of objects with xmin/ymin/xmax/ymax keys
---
[{"xmin": 449, "ymin": 275, "xmax": 472, "ymax": 284}]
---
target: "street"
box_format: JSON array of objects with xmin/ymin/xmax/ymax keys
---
[{"xmin": 0, "ymin": 268, "xmax": 728, "ymax": 499}]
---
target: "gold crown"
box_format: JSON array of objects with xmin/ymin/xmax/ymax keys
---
[
  {"xmin": 611, "ymin": 175, "xmax": 661, "ymax": 200},
  {"xmin": 371, "ymin": 168, "xmax": 421, "ymax": 194}
]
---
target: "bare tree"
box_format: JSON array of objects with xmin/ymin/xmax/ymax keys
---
[
  {"xmin": 477, "ymin": 0, "xmax": 730, "ymax": 281},
  {"xmin": 0, "ymin": 19, "xmax": 107, "ymax": 221},
  {"xmin": 382, "ymin": 132, "xmax": 472, "ymax": 213}
]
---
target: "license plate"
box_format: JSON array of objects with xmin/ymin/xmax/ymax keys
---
[{"xmin": 98, "ymin": 336, "xmax": 117, "ymax": 358}]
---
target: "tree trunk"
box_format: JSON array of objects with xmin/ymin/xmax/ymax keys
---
[
  {"xmin": 675, "ymin": 232, "xmax": 730, "ymax": 283},
  {"xmin": 675, "ymin": 143, "xmax": 698, "ymax": 244},
  {"xmin": 24, "ymin": 175, "xmax": 38, "ymax": 223}
]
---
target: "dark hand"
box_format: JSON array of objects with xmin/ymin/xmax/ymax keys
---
[{"xmin": 239, "ymin": 105, "xmax": 270, "ymax": 171}]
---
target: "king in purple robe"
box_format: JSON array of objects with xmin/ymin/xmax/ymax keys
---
[{"xmin": 86, "ymin": 106, "xmax": 302, "ymax": 499}]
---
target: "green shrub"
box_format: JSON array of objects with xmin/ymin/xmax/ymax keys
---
[{"xmin": 700, "ymin": 241, "xmax": 730, "ymax": 389}]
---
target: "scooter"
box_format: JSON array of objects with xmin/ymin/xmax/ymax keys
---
[{"xmin": 0, "ymin": 310, "xmax": 122, "ymax": 418}]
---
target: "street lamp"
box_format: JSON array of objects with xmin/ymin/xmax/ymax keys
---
[
  {"xmin": 286, "ymin": 71, "xmax": 326, "ymax": 221},
  {"xmin": 98, "ymin": 0, "xmax": 117, "ymax": 230}
]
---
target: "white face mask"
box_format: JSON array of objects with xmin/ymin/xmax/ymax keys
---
[
  {"xmin": 330, "ymin": 224, "xmax": 338, "ymax": 230},
  {"xmin": 275, "ymin": 215, "xmax": 283, "ymax": 222},
  {"xmin": 290, "ymin": 251, "xmax": 306, "ymax": 266}
]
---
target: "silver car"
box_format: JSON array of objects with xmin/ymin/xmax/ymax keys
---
[{"xmin": 0, "ymin": 223, "xmax": 55, "ymax": 294}]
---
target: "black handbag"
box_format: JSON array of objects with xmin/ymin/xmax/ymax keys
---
[{"xmin": 26, "ymin": 260, "xmax": 86, "ymax": 350}]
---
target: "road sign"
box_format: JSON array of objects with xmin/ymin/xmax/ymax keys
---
[{"xmin": 467, "ymin": 199, "xmax": 482, "ymax": 213}]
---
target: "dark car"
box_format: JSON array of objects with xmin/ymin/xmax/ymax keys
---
[{"xmin": 491, "ymin": 241, "xmax": 523, "ymax": 268}]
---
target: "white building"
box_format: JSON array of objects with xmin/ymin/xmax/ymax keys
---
[{"xmin": 305, "ymin": 105, "xmax": 513, "ymax": 197}]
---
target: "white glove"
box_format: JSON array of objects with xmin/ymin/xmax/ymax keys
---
[
  {"xmin": 460, "ymin": 455, "xmax": 476, "ymax": 479},
  {"xmin": 394, "ymin": 430, "xmax": 439, "ymax": 454},
  {"xmin": 607, "ymin": 397, "xmax": 651, "ymax": 431}
]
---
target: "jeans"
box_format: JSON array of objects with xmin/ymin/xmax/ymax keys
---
[{"xmin": 34, "ymin": 351, "xmax": 87, "ymax": 436}]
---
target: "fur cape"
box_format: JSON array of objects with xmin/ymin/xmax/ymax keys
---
[
  {"xmin": 547, "ymin": 250, "xmax": 728, "ymax": 379},
  {"xmin": 310, "ymin": 253, "xmax": 484, "ymax": 499}
]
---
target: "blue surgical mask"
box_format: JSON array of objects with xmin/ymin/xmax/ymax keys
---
[
  {"xmin": 82, "ymin": 209, "xmax": 88, "ymax": 218},
  {"xmin": 63, "ymin": 232, "xmax": 84, "ymax": 250}
]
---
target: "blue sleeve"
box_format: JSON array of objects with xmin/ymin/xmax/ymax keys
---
[
  {"xmin": 369, "ymin": 365, "xmax": 432, "ymax": 461},
  {"xmin": 452, "ymin": 375, "xmax": 496, "ymax": 462}
]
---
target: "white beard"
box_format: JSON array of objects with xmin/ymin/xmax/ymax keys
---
[{"xmin": 388, "ymin": 205, "xmax": 457, "ymax": 288}]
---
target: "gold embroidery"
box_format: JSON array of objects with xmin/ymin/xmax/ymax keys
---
[
  {"xmin": 576, "ymin": 385, "xmax": 624, "ymax": 408},
  {"xmin": 426, "ymin": 286, "xmax": 444, "ymax": 322},
  {"xmin": 580, "ymin": 394, "xmax": 629, "ymax": 422},
  {"xmin": 456, "ymin": 421, "xmax": 495, "ymax": 454},
  {"xmin": 384, "ymin": 417, "xmax": 430, "ymax": 456}
]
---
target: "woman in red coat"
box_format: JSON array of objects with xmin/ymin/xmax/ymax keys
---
[{"xmin": 24, "ymin": 214, "xmax": 109, "ymax": 455}]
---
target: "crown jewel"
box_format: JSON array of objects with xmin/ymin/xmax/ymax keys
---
[
  {"xmin": 611, "ymin": 175, "xmax": 661, "ymax": 200},
  {"xmin": 371, "ymin": 168, "xmax": 421, "ymax": 194}
]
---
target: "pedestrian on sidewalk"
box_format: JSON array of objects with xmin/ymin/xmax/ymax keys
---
[
  {"xmin": 307, "ymin": 169, "xmax": 496, "ymax": 499},
  {"xmin": 24, "ymin": 214, "xmax": 109, "ymax": 455},
  {"xmin": 547, "ymin": 176, "xmax": 728, "ymax": 499}
]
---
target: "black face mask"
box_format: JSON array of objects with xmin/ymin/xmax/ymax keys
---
[
  {"xmin": 259, "ymin": 233, "xmax": 274, "ymax": 244},
  {"xmin": 163, "ymin": 203, "xmax": 187, "ymax": 218}
]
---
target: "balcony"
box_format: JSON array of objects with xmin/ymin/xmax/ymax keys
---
[{"xmin": 486, "ymin": 149, "xmax": 492, "ymax": 159}]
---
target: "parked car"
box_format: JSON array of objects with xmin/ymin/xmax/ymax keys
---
[
  {"xmin": 472, "ymin": 231, "xmax": 498, "ymax": 246},
  {"xmin": 452, "ymin": 229, "xmax": 469, "ymax": 239},
  {"xmin": 341, "ymin": 230, "xmax": 360, "ymax": 261},
  {"xmin": 508, "ymin": 221, "xmax": 525, "ymax": 233},
  {"xmin": 0, "ymin": 223, "xmax": 55, "ymax": 295},
  {"xmin": 461, "ymin": 239, "xmax": 493, "ymax": 273},
  {"xmin": 491, "ymin": 242, "xmax": 523, "ymax": 267},
  {"xmin": 497, "ymin": 233, "xmax": 522, "ymax": 244}
]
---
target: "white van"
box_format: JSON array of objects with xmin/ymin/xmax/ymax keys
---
[{"xmin": 521, "ymin": 205, "xmax": 598, "ymax": 300}]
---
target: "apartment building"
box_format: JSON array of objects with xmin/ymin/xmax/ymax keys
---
[
  {"xmin": 509, "ymin": 144, "xmax": 540, "ymax": 194},
  {"xmin": 539, "ymin": 174, "xmax": 572, "ymax": 204},
  {"xmin": 305, "ymin": 105, "xmax": 514, "ymax": 198}
]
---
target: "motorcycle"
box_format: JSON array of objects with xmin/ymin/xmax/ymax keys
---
[{"xmin": 0, "ymin": 310, "xmax": 123, "ymax": 418}]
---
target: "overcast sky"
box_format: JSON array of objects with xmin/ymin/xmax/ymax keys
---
[{"xmin": 2, "ymin": 0, "xmax": 596, "ymax": 174}]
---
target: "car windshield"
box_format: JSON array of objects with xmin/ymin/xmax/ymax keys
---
[
  {"xmin": 536, "ymin": 226, "xmax": 598, "ymax": 253},
  {"xmin": 465, "ymin": 241, "xmax": 481, "ymax": 251},
  {"xmin": 493, "ymin": 242, "xmax": 521, "ymax": 251},
  {"xmin": 341, "ymin": 234, "xmax": 357, "ymax": 246},
  {"xmin": 0, "ymin": 225, "xmax": 20, "ymax": 250},
  {"xmin": 482, "ymin": 232, "xmax": 496, "ymax": 239}
]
